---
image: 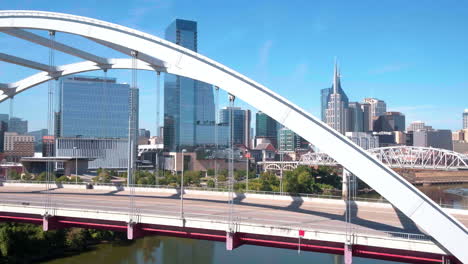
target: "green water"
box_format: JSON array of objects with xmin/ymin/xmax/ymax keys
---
[{"xmin": 45, "ymin": 236, "xmax": 403, "ymax": 264}]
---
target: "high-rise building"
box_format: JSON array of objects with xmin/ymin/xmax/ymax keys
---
[
  {"xmin": 8, "ymin": 117, "xmax": 28, "ymax": 135},
  {"xmin": 320, "ymin": 88, "xmax": 331, "ymax": 122},
  {"xmin": 163, "ymin": 19, "xmax": 216, "ymax": 152},
  {"xmin": 255, "ymin": 111, "xmax": 279, "ymax": 148},
  {"xmin": 278, "ymin": 127, "xmax": 307, "ymax": 152},
  {"xmin": 27, "ymin": 129, "xmax": 48, "ymax": 152},
  {"xmin": 325, "ymin": 61, "xmax": 349, "ymax": 134},
  {"xmin": 345, "ymin": 132, "xmax": 379, "ymax": 150},
  {"xmin": 0, "ymin": 114, "xmax": 8, "ymax": 123},
  {"xmin": 347, "ymin": 102, "xmax": 364, "ymax": 132},
  {"xmin": 360, "ymin": 103, "xmax": 371, "ymax": 131},
  {"xmin": 463, "ymin": 109, "xmax": 468, "ymax": 129},
  {"xmin": 57, "ymin": 75, "xmax": 131, "ymax": 138},
  {"xmin": 55, "ymin": 75, "xmax": 133, "ymax": 169},
  {"xmin": 0, "ymin": 121, "xmax": 8, "ymax": 152},
  {"xmin": 407, "ymin": 121, "xmax": 432, "ymax": 132},
  {"xmin": 219, "ymin": 107, "xmax": 251, "ymax": 147},
  {"xmin": 373, "ymin": 112, "xmax": 405, "ymax": 132},
  {"xmin": 414, "ymin": 129, "xmax": 453, "ymax": 151},
  {"xmin": 363, "ymin": 98, "xmax": 386, "ymax": 131},
  {"xmin": 4, "ymin": 132, "xmax": 34, "ymax": 162}
]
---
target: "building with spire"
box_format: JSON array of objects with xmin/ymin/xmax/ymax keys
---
[{"xmin": 325, "ymin": 61, "xmax": 349, "ymax": 134}]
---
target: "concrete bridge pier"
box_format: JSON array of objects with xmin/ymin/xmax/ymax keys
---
[
  {"xmin": 226, "ymin": 232, "xmax": 242, "ymax": 250},
  {"xmin": 344, "ymin": 243, "xmax": 353, "ymax": 264},
  {"xmin": 127, "ymin": 222, "xmax": 144, "ymax": 240},
  {"xmin": 42, "ymin": 215, "xmax": 61, "ymax": 231}
]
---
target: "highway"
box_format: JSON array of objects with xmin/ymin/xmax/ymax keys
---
[{"xmin": 0, "ymin": 186, "xmax": 467, "ymax": 237}]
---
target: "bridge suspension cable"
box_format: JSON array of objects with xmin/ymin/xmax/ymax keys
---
[
  {"xmin": 127, "ymin": 50, "xmax": 138, "ymax": 223},
  {"xmin": 228, "ymin": 94, "xmax": 235, "ymax": 232},
  {"xmin": 44, "ymin": 30, "xmax": 56, "ymax": 215},
  {"xmin": 214, "ymin": 86, "xmax": 219, "ymax": 188},
  {"xmin": 155, "ymin": 71, "xmax": 160, "ymax": 185}
]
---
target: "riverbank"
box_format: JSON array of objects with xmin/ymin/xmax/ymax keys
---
[{"xmin": 0, "ymin": 223, "xmax": 129, "ymax": 263}]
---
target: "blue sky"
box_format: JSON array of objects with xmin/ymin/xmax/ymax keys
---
[{"xmin": 0, "ymin": 0, "xmax": 467, "ymax": 134}]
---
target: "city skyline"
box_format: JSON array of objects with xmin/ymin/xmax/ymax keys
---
[
  {"xmin": 0, "ymin": 1, "xmax": 467, "ymax": 134},
  {"xmin": 0, "ymin": 8, "xmax": 467, "ymax": 264}
]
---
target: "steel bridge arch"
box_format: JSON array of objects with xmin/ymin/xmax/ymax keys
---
[
  {"xmin": 0, "ymin": 11, "xmax": 466, "ymax": 261},
  {"xmin": 367, "ymin": 146, "xmax": 468, "ymax": 170}
]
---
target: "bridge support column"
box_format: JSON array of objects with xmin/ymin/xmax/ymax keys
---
[
  {"xmin": 42, "ymin": 215, "xmax": 61, "ymax": 231},
  {"xmin": 342, "ymin": 169, "xmax": 350, "ymax": 199},
  {"xmin": 127, "ymin": 222, "xmax": 144, "ymax": 240},
  {"xmin": 226, "ymin": 232, "xmax": 242, "ymax": 250},
  {"xmin": 344, "ymin": 243, "xmax": 353, "ymax": 264}
]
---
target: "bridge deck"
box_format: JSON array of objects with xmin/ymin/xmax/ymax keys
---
[
  {"xmin": 0, "ymin": 186, "xmax": 466, "ymax": 263},
  {"xmin": 0, "ymin": 186, "xmax": 466, "ymax": 236}
]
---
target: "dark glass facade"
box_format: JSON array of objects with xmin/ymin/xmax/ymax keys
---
[
  {"xmin": 255, "ymin": 111, "xmax": 279, "ymax": 148},
  {"xmin": 347, "ymin": 102, "xmax": 364, "ymax": 132},
  {"xmin": 373, "ymin": 112, "xmax": 405, "ymax": 132},
  {"xmin": 164, "ymin": 19, "xmax": 215, "ymax": 151},
  {"xmin": 57, "ymin": 75, "xmax": 131, "ymax": 139},
  {"xmin": 320, "ymin": 87, "xmax": 331, "ymax": 122},
  {"xmin": 219, "ymin": 107, "xmax": 251, "ymax": 147}
]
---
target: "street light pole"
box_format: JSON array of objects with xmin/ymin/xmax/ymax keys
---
[
  {"xmin": 73, "ymin": 146, "xmax": 77, "ymax": 184},
  {"xmin": 280, "ymin": 151, "xmax": 284, "ymax": 194},
  {"xmin": 246, "ymin": 154, "xmax": 249, "ymax": 191},
  {"xmin": 180, "ymin": 149, "xmax": 187, "ymax": 219}
]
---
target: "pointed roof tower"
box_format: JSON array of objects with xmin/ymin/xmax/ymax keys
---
[{"xmin": 333, "ymin": 58, "xmax": 340, "ymax": 94}]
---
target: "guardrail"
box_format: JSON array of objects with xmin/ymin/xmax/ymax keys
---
[
  {"xmin": 0, "ymin": 200, "xmax": 433, "ymax": 243},
  {"xmin": 2, "ymin": 180, "xmax": 466, "ymax": 210}
]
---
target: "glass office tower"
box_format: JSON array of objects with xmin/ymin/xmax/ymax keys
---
[
  {"xmin": 164, "ymin": 19, "xmax": 216, "ymax": 152},
  {"xmin": 256, "ymin": 111, "xmax": 279, "ymax": 148},
  {"xmin": 219, "ymin": 107, "xmax": 251, "ymax": 147},
  {"xmin": 55, "ymin": 75, "xmax": 133, "ymax": 169},
  {"xmin": 57, "ymin": 75, "xmax": 130, "ymax": 138}
]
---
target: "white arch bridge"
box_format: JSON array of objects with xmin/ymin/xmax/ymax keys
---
[
  {"xmin": 0, "ymin": 11, "xmax": 466, "ymax": 262},
  {"xmin": 260, "ymin": 146, "xmax": 468, "ymax": 172}
]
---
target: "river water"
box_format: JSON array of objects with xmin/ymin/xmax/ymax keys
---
[
  {"xmin": 45, "ymin": 185, "xmax": 467, "ymax": 264},
  {"xmin": 45, "ymin": 236, "xmax": 403, "ymax": 264}
]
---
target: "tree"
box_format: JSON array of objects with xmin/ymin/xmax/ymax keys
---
[
  {"xmin": 7, "ymin": 170, "xmax": 20, "ymax": 180},
  {"xmin": 93, "ymin": 170, "xmax": 111, "ymax": 183},
  {"xmin": 234, "ymin": 170, "xmax": 246, "ymax": 181},
  {"xmin": 207, "ymin": 179, "xmax": 215, "ymax": 188},
  {"xmin": 207, "ymin": 168, "xmax": 215, "ymax": 176},
  {"xmin": 184, "ymin": 171, "xmax": 202, "ymax": 186}
]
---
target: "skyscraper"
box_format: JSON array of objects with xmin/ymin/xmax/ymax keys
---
[
  {"xmin": 360, "ymin": 103, "xmax": 371, "ymax": 131},
  {"xmin": 255, "ymin": 111, "xmax": 279, "ymax": 148},
  {"xmin": 278, "ymin": 127, "xmax": 307, "ymax": 152},
  {"xmin": 347, "ymin": 102, "xmax": 364, "ymax": 132},
  {"xmin": 463, "ymin": 109, "xmax": 468, "ymax": 129},
  {"xmin": 163, "ymin": 19, "xmax": 216, "ymax": 152},
  {"xmin": 363, "ymin": 98, "xmax": 386, "ymax": 131},
  {"xmin": 8, "ymin": 117, "xmax": 28, "ymax": 134},
  {"xmin": 325, "ymin": 61, "xmax": 348, "ymax": 134},
  {"xmin": 320, "ymin": 88, "xmax": 331, "ymax": 122},
  {"xmin": 55, "ymin": 75, "xmax": 132, "ymax": 169},
  {"xmin": 373, "ymin": 112, "xmax": 405, "ymax": 132},
  {"xmin": 57, "ymin": 75, "xmax": 131, "ymax": 138},
  {"xmin": 219, "ymin": 107, "xmax": 251, "ymax": 147},
  {"xmin": 407, "ymin": 121, "xmax": 432, "ymax": 132}
]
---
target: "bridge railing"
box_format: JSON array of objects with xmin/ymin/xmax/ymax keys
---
[
  {"xmin": 0, "ymin": 199, "xmax": 434, "ymax": 243},
  {"xmin": 2, "ymin": 180, "xmax": 467, "ymax": 210}
]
